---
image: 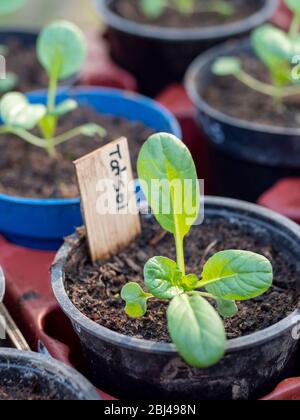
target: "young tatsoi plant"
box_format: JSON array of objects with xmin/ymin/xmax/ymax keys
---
[
  {"xmin": 0, "ymin": 21, "xmax": 105, "ymax": 157},
  {"xmin": 140, "ymin": 0, "xmax": 234, "ymax": 19},
  {"xmin": 212, "ymin": 0, "xmax": 300, "ymax": 103},
  {"xmin": 0, "ymin": 0, "xmax": 27, "ymax": 93},
  {"xmin": 121, "ymin": 133, "xmax": 273, "ymax": 368}
]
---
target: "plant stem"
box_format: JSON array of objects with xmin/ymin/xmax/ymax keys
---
[
  {"xmin": 188, "ymin": 291, "xmax": 216, "ymax": 300},
  {"xmin": 175, "ymin": 234, "xmax": 185, "ymax": 276},
  {"xmin": 235, "ymin": 70, "xmax": 300, "ymax": 99},
  {"xmin": 289, "ymin": 14, "xmax": 300, "ymax": 40},
  {"xmin": 52, "ymin": 125, "xmax": 106, "ymax": 146},
  {"xmin": 47, "ymin": 70, "xmax": 58, "ymax": 114},
  {"xmin": 0, "ymin": 126, "xmax": 46, "ymax": 148},
  {"xmin": 44, "ymin": 63, "xmax": 60, "ymax": 155}
]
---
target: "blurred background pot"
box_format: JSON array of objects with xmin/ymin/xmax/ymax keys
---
[
  {"xmin": 186, "ymin": 39, "xmax": 300, "ymax": 203},
  {"xmin": 0, "ymin": 348, "xmax": 100, "ymax": 400},
  {"xmin": 95, "ymin": 0, "xmax": 279, "ymax": 96}
]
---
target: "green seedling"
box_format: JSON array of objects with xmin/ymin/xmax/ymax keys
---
[
  {"xmin": 0, "ymin": 0, "xmax": 27, "ymax": 93},
  {"xmin": 140, "ymin": 0, "xmax": 235, "ymax": 19},
  {"xmin": 212, "ymin": 0, "xmax": 300, "ymax": 103},
  {"xmin": 121, "ymin": 133, "xmax": 273, "ymax": 368},
  {"xmin": 0, "ymin": 21, "xmax": 106, "ymax": 157}
]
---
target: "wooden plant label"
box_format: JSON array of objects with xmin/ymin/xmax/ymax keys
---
[{"xmin": 74, "ymin": 137, "xmax": 141, "ymax": 262}]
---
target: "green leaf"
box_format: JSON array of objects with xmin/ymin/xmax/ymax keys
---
[
  {"xmin": 0, "ymin": 0, "xmax": 26, "ymax": 15},
  {"xmin": 217, "ymin": 299, "xmax": 238, "ymax": 318},
  {"xmin": 50, "ymin": 99, "xmax": 78, "ymax": 116},
  {"xmin": 252, "ymin": 25, "xmax": 292, "ymax": 65},
  {"xmin": 0, "ymin": 92, "xmax": 46, "ymax": 130},
  {"xmin": 182, "ymin": 274, "xmax": 199, "ymax": 292},
  {"xmin": 144, "ymin": 257, "xmax": 184, "ymax": 299},
  {"xmin": 212, "ymin": 1, "xmax": 235, "ymax": 16},
  {"xmin": 0, "ymin": 72, "xmax": 18, "ymax": 93},
  {"xmin": 251, "ymin": 25, "xmax": 293, "ymax": 85},
  {"xmin": 137, "ymin": 133, "xmax": 200, "ymax": 239},
  {"xmin": 173, "ymin": 0, "xmax": 194, "ymax": 14},
  {"xmin": 285, "ymin": 0, "xmax": 300, "ymax": 16},
  {"xmin": 201, "ymin": 250, "xmax": 273, "ymax": 301},
  {"xmin": 212, "ymin": 57, "xmax": 241, "ymax": 76},
  {"xmin": 121, "ymin": 282, "xmax": 152, "ymax": 318},
  {"xmin": 140, "ymin": 0, "xmax": 166, "ymax": 18},
  {"xmin": 167, "ymin": 294, "xmax": 226, "ymax": 368},
  {"xmin": 79, "ymin": 123, "xmax": 106, "ymax": 137},
  {"xmin": 37, "ymin": 20, "xmax": 87, "ymax": 80}
]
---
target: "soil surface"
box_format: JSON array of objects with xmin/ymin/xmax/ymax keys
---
[
  {"xmin": 0, "ymin": 382, "xmax": 64, "ymax": 401},
  {"xmin": 113, "ymin": 0, "xmax": 262, "ymax": 28},
  {"xmin": 4, "ymin": 37, "xmax": 48, "ymax": 93},
  {"xmin": 65, "ymin": 216, "xmax": 300, "ymax": 342},
  {"xmin": 0, "ymin": 107, "xmax": 154, "ymax": 198},
  {"xmin": 203, "ymin": 54, "xmax": 300, "ymax": 128}
]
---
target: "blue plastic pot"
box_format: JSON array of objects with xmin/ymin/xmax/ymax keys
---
[{"xmin": 0, "ymin": 87, "xmax": 181, "ymax": 251}]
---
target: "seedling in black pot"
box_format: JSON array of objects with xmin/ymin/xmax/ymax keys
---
[
  {"xmin": 212, "ymin": 0, "xmax": 300, "ymax": 104},
  {"xmin": 140, "ymin": 0, "xmax": 235, "ymax": 19},
  {"xmin": 121, "ymin": 133, "xmax": 273, "ymax": 368},
  {"xmin": 0, "ymin": 21, "xmax": 106, "ymax": 157}
]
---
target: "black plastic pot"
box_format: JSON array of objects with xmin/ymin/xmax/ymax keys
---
[
  {"xmin": 95, "ymin": 0, "xmax": 279, "ymax": 96},
  {"xmin": 0, "ymin": 267, "xmax": 4, "ymax": 303},
  {"xmin": 0, "ymin": 28, "xmax": 77, "ymax": 90},
  {"xmin": 0, "ymin": 349, "xmax": 100, "ymax": 400},
  {"xmin": 185, "ymin": 38, "xmax": 300, "ymax": 203},
  {"xmin": 0, "ymin": 28, "xmax": 37, "ymax": 46},
  {"xmin": 52, "ymin": 196, "xmax": 300, "ymax": 401}
]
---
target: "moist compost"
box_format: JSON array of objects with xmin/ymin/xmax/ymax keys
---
[
  {"xmin": 113, "ymin": 0, "xmax": 262, "ymax": 28},
  {"xmin": 65, "ymin": 216, "xmax": 300, "ymax": 342},
  {"xmin": 203, "ymin": 54, "xmax": 300, "ymax": 128},
  {"xmin": 0, "ymin": 383, "xmax": 63, "ymax": 401},
  {"xmin": 0, "ymin": 107, "xmax": 154, "ymax": 198},
  {"xmin": 4, "ymin": 37, "xmax": 48, "ymax": 92}
]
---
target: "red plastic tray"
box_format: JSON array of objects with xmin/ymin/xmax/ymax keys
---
[{"xmin": 0, "ymin": 236, "xmax": 114, "ymax": 400}]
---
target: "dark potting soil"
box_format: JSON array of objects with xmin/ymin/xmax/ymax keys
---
[
  {"xmin": 0, "ymin": 107, "xmax": 154, "ymax": 198},
  {"xmin": 0, "ymin": 383, "xmax": 63, "ymax": 401},
  {"xmin": 4, "ymin": 38, "xmax": 48, "ymax": 92},
  {"xmin": 203, "ymin": 54, "xmax": 300, "ymax": 128},
  {"xmin": 113, "ymin": 0, "xmax": 262, "ymax": 28},
  {"xmin": 65, "ymin": 216, "xmax": 300, "ymax": 342}
]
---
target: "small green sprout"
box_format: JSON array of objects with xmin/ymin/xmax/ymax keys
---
[
  {"xmin": 0, "ymin": 0, "xmax": 27, "ymax": 93},
  {"xmin": 140, "ymin": 0, "xmax": 235, "ymax": 19},
  {"xmin": 0, "ymin": 21, "xmax": 106, "ymax": 157},
  {"xmin": 121, "ymin": 133, "xmax": 273, "ymax": 368},
  {"xmin": 212, "ymin": 0, "xmax": 300, "ymax": 104}
]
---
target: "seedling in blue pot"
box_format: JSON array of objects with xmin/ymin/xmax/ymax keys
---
[
  {"xmin": 121, "ymin": 133, "xmax": 273, "ymax": 368},
  {"xmin": 0, "ymin": 21, "xmax": 106, "ymax": 157},
  {"xmin": 140, "ymin": 0, "xmax": 235, "ymax": 19},
  {"xmin": 0, "ymin": 0, "xmax": 27, "ymax": 93},
  {"xmin": 212, "ymin": 0, "xmax": 300, "ymax": 104}
]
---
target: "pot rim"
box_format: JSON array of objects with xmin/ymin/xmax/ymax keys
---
[
  {"xmin": 0, "ymin": 28, "xmax": 39, "ymax": 36},
  {"xmin": 95, "ymin": 0, "xmax": 279, "ymax": 42},
  {"xmin": 51, "ymin": 196, "xmax": 300, "ymax": 356},
  {"xmin": 0, "ymin": 267, "xmax": 5, "ymax": 303},
  {"xmin": 0, "ymin": 86, "xmax": 181, "ymax": 207},
  {"xmin": 0, "ymin": 348, "xmax": 100, "ymax": 400},
  {"xmin": 185, "ymin": 37, "xmax": 300, "ymax": 136}
]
